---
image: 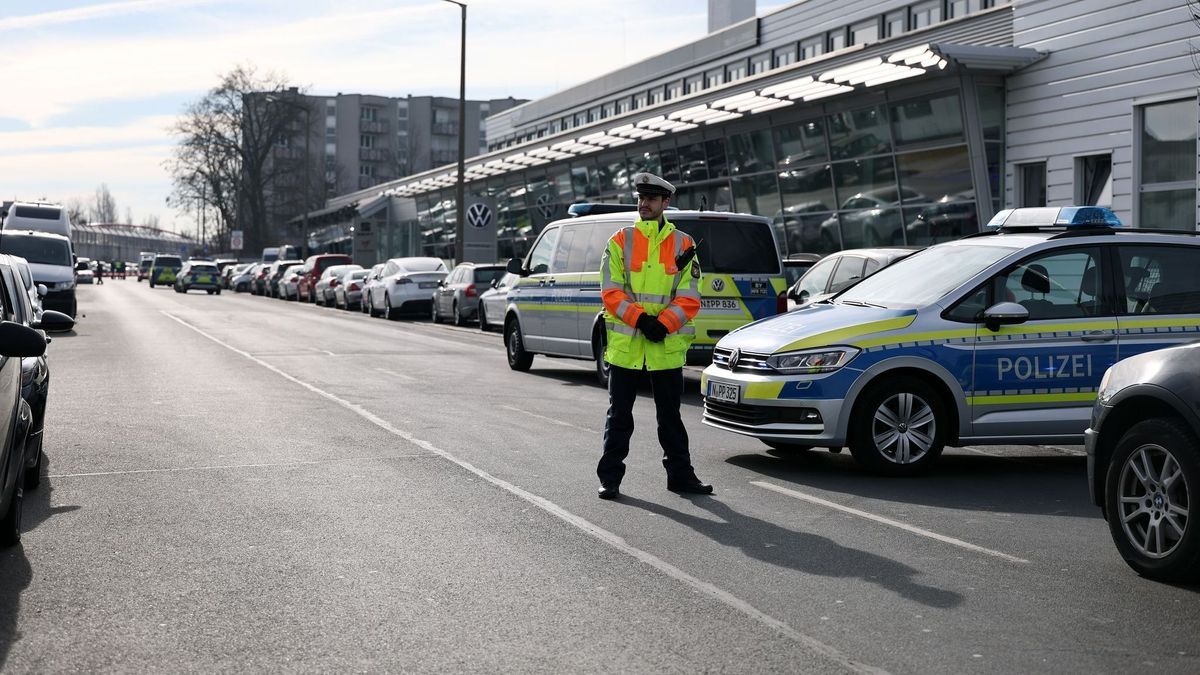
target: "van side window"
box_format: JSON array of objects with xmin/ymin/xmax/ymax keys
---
[
  {"xmin": 528, "ymin": 226, "xmax": 560, "ymax": 275},
  {"xmin": 551, "ymin": 228, "xmax": 578, "ymax": 274}
]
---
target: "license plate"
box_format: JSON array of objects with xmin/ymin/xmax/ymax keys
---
[
  {"xmin": 418, "ymin": 281, "xmax": 439, "ymax": 289},
  {"xmin": 701, "ymin": 298, "xmax": 740, "ymax": 310},
  {"xmin": 707, "ymin": 381, "xmax": 740, "ymax": 404},
  {"xmin": 195, "ymin": 276, "xmax": 212, "ymax": 283}
]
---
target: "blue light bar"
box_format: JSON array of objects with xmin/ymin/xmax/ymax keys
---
[{"xmin": 986, "ymin": 206, "xmax": 1122, "ymax": 229}]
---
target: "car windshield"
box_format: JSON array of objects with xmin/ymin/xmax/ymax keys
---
[
  {"xmin": 835, "ymin": 244, "xmax": 1016, "ymax": 309},
  {"xmin": 0, "ymin": 236, "xmax": 71, "ymax": 266}
]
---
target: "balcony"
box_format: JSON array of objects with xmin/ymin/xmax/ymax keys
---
[
  {"xmin": 431, "ymin": 122, "xmax": 459, "ymax": 136},
  {"xmin": 358, "ymin": 148, "xmax": 392, "ymax": 162},
  {"xmin": 359, "ymin": 119, "xmax": 390, "ymax": 134}
]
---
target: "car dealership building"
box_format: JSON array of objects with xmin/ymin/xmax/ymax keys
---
[{"xmin": 304, "ymin": 0, "xmax": 1199, "ymax": 265}]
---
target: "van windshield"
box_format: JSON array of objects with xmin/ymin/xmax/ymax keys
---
[
  {"xmin": 0, "ymin": 236, "xmax": 71, "ymax": 266},
  {"xmin": 12, "ymin": 206, "xmax": 62, "ymax": 220},
  {"xmin": 154, "ymin": 256, "xmax": 182, "ymax": 267},
  {"xmin": 671, "ymin": 219, "xmax": 780, "ymax": 274},
  {"xmin": 836, "ymin": 244, "xmax": 1015, "ymax": 309}
]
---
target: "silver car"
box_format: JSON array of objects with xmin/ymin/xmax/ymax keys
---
[
  {"xmin": 786, "ymin": 247, "xmax": 918, "ymax": 310},
  {"xmin": 334, "ymin": 269, "xmax": 370, "ymax": 310},
  {"xmin": 279, "ymin": 266, "xmax": 304, "ymax": 300},
  {"xmin": 9, "ymin": 257, "xmax": 45, "ymax": 323},
  {"xmin": 315, "ymin": 264, "xmax": 361, "ymax": 306},
  {"xmin": 432, "ymin": 262, "xmax": 506, "ymax": 326},
  {"xmin": 360, "ymin": 264, "xmax": 386, "ymax": 314},
  {"xmin": 478, "ymin": 272, "xmax": 518, "ymax": 332}
]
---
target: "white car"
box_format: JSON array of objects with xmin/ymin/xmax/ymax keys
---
[
  {"xmin": 315, "ymin": 264, "xmax": 362, "ymax": 306},
  {"xmin": 365, "ymin": 257, "xmax": 448, "ymax": 320},
  {"xmin": 477, "ymin": 272, "xmax": 518, "ymax": 332},
  {"xmin": 9, "ymin": 257, "xmax": 45, "ymax": 322},
  {"xmin": 334, "ymin": 268, "xmax": 370, "ymax": 310},
  {"xmin": 360, "ymin": 264, "xmax": 386, "ymax": 315},
  {"xmin": 279, "ymin": 266, "xmax": 304, "ymax": 300}
]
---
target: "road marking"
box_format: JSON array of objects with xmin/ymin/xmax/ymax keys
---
[
  {"xmin": 750, "ymin": 480, "xmax": 1031, "ymax": 565},
  {"xmin": 161, "ymin": 310, "xmax": 881, "ymax": 675},
  {"xmin": 500, "ymin": 405, "xmax": 598, "ymax": 433},
  {"xmin": 47, "ymin": 453, "xmax": 438, "ymax": 478},
  {"xmin": 306, "ymin": 347, "xmax": 337, "ymax": 356},
  {"xmin": 375, "ymin": 367, "xmax": 417, "ymax": 382}
]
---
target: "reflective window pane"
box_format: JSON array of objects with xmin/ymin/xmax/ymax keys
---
[
  {"xmin": 978, "ymin": 85, "xmax": 1004, "ymax": 141},
  {"xmin": 731, "ymin": 172, "xmax": 781, "ymax": 218},
  {"xmin": 1141, "ymin": 99, "xmax": 1196, "ymax": 184},
  {"xmin": 890, "ymin": 93, "xmax": 963, "ymax": 146},
  {"xmin": 677, "ymin": 141, "xmax": 708, "ymax": 182},
  {"xmin": 630, "ymin": 149, "xmax": 662, "ymax": 179},
  {"xmin": 774, "ymin": 118, "xmax": 828, "ymax": 168},
  {"xmin": 828, "ymin": 105, "xmax": 892, "ymax": 159},
  {"xmin": 832, "ymin": 156, "xmax": 897, "ymax": 206},
  {"xmin": 1139, "ymin": 189, "xmax": 1196, "ymax": 230},
  {"xmin": 597, "ymin": 153, "xmax": 629, "ymax": 194},
  {"xmin": 571, "ymin": 161, "xmax": 599, "ymax": 198},
  {"xmin": 987, "ymin": 143, "xmax": 1003, "ymax": 204},
  {"xmin": 706, "ymin": 138, "xmax": 729, "ymax": 178},
  {"xmin": 840, "ymin": 207, "xmax": 903, "ymax": 248},
  {"xmin": 728, "ymin": 129, "xmax": 776, "ymax": 175},
  {"xmin": 896, "ymin": 146, "xmax": 973, "ymax": 203},
  {"xmin": 904, "ymin": 202, "xmax": 978, "ymax": 246}
]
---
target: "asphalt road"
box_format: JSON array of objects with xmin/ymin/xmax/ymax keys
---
[{"xmin": 1, "ymin": 280, "xmax": 1196, "ymax": 673}]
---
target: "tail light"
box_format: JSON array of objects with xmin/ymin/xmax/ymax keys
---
[
  {"xmin": 329, "ymin": 279, "xmax": 340, "ymax": 288},
  {"xmin": 395, "ymin": 277, "xmax": 412, "ymax": 284},
  {"xmin": 349, "ymin": 282, "xmax": 361, "ymax": 291},
  {"xmin": 777, "ymin": 290, "xmax": 787, "ymax": 315},
  {"xmin": 465, "ymin": 285, "xmax": 477, "ymax": 298}
]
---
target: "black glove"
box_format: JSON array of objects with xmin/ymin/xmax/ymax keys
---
[{"xmin": 636, "ymin": 313, "xmax": 667, "ymax": 343}]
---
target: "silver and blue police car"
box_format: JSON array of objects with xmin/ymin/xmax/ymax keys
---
[{"xmin": 701, "ymin": 206, "xmax": 1200, "ymax": 475}]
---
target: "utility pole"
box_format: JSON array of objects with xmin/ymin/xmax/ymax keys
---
[{"xmin": 443, "ymin": 0, "xmax": 467, "ymax": 264}]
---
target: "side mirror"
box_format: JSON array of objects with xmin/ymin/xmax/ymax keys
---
[
  {"xmin": 798, "ymin": 289, "xmax": 810, "ymax": 304},
  {"xmin": 0, "ymin": 321, "xmax": 46, "ymax": 357},
  {"xmin": 491, "ymin": 278, "xmax": 499, "ymax": 289},
  {"xmin": 32, "ymin": 310, "xmax": 74, "ymax": 333},
  {"xmin": 36, "ymin": 284, "xmax": 47, "ymax": 298},
  {"xmin": 982, "ymin": 302, "xmax": 1029, "ymax": 332},
  {"xmin": 506, "ymin": 257, "xmax": 528, "ymax": 277}
]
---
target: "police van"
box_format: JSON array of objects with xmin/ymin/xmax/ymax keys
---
[
  {"xmin": 701, "ymin": 206, "xmax": 1200, "ymax": 475},
  {"xmin": 503, "ymin": 207, "xmax": 787, "ymax": 385}
]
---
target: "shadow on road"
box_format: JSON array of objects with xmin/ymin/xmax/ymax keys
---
[
  {"xmin": 723, "ymin": 449, "xmax": 1097, "ymax": 518},
  {"xmin": 0, "ymin": 542, "xmax": 31, "ymax": 670},
  {"xmin": 617, "ymin": 494, "xmax": 963, "ymax": 609}
]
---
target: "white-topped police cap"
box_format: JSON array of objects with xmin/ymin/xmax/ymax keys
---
[{"xmin": 633, "ymin": 172, "xmax": 676, "ymax": 197}]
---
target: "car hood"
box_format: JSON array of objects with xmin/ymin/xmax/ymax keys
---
[
  {"xmin": 28, "ymin": 262, "xmax": 73, "ymax": 284},
  {"xmin": 716, "ymin": 302, "xmax": 919, "ymax": 355}
]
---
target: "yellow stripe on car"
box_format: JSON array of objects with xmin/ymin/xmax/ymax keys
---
[
  {"xmin": 965, "ymin": 392, "xmax": 1097, "ymax": 405},
  {"xmin": 781, "ymin": 315, "xmax": 918, "ymax": 352}
]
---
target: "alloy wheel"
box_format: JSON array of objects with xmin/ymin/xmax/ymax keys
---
[
  {"xmin": 871, "ymin": 392, "xmax": 936, "ymax": 464},
  {"xmin": 1118, "ymin": 443, "xmax": 1190, "ymax": 559}
]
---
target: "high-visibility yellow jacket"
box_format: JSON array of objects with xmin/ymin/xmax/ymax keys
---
[{"xmin": 601, "ymin": 218, "xmax": 701, "ymax": 370}]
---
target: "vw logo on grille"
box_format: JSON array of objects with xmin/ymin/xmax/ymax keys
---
[
  {"xmin": 711, "ymin": 278, "xmax": 725, "ymax": 292},
  {"xmin": 467, "ymin": 203, "xmax": 493, "ymax": 229},
  {"xmin": 729, "ymin": 348, "xmax": 741, "ymax": 370},
  {"xmin": 535, "ymin": 193, "xmax": 555, "ymax": 220}
]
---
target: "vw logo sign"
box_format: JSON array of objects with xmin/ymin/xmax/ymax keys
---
[
  {"xmin": 535, "ymin": 193, "xmax": 555, "ymax": 220},
  {"xmin": 729, "ymin": 348, "xmax": 741, "ymax": 370},
  {"xmin": 711, "ymin": 278, "xmax": 725, "ymax": 292},
  {"xmin": 467, "ymin": 203, "xmax": 493, "ymax": 230}
]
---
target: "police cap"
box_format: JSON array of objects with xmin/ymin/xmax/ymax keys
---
[{"xmin": 633, "ymin": 172, "xmax": 675, "ymax": 198}]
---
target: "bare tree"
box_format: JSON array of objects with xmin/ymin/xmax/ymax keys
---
[
  {"xmin": 142, "ymin": 213, "xmax": 161, "ymax": 229},
  {"xmin": 65, "ymin": 198, "xmax": 89, "ymax": 226},
  {"xmin": 91, "ymin": 183, "xmax": 118, "ymax": 223},
  {"xmin": 124, "ymin": 207, "xmax": 134, "ymax": 225},
  {"xmin": 167, "ymin": 64, "xmax": 313, "ymax": 254}
]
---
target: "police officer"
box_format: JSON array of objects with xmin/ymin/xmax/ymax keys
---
[{"xmin": 596, "ymin": 172, "xmax": 712, "ymax": 500}]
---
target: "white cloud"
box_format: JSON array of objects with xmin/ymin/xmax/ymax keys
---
[
  {"xmin": 0, "ymin": 0, "xmax": 221, "ymax": 31},
  {"xmin": 0, "ymin": 115, "xmax": 178, "ymax": 154}
]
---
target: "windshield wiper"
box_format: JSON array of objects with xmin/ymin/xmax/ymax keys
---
[{"xmin": 839, "ymin": 299, "xmax": 887, "ymax": 309}]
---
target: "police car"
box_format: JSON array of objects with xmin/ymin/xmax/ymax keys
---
[{"xmin": 701, "ymin": 206, "xmax": 1200, "ymax": 475}]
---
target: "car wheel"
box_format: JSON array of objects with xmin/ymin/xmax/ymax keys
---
[
  {"xmin": 207, "ymin": 289, "xmax": 215, "ymax": 295},
  {"xmin": 506, "ymin": 319, "xmax": 533, "ymax": 371},
  {"xmin": 431, "ymin": 298, "xmax": 442, "ymax": 323},
  {"xmin": 592, "ymin": 324, "xmax": 610, "ymax": 388},
  {"xmin": 848, "ymin": 376, "xmax": 945, "ymax": 475},
  {"xmin": 385, "ymin": 294, "xmax": 397, "ymax": 320},
  {"xmin": 1105, "ymin": 417, "xmax": 1200, "ymax": 582},
  {"xmin": 762, "ymin": 440, "xmax": 813, "ymax": 453},
  {"xmin": 479, "ymin": 303, "xmax": 489, "ymax": 332},
  {"xmin": 215, "ymin": 289, "xmax": 221, "ymax": 296},
  {"xmin": 453, "ymin": 300, "xmax": 465, "ymax": 327}
]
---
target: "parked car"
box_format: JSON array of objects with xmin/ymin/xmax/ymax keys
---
[
  {"xmin": 786, "ymin": 247, "xmax": 919, "ymax": 310},
  {"xmin": 232, "ymin": 263, "xmax": 260, "ymax": 293},
  {"xmin": 365, "ymin": 257, "xmax": 448, "ymax": 319},
  {"xmin": 432, "ymin": 262, "xmax": 506, "ymax": 326},
  {"xmin": 818, "ymin": 187, "xmax": 925, "ymax": 249},
  {"xmin": 75, "ymin": 263, "xmax": 95, "ymax": 285},
  {"xmin": 279, "ymin": 266, "xmax": 304, "ymax": 301},
  {"xmin": 9, "ymin": 257, "xmax": 45, "ymax": 324},
  {"xmin": 173, "ymin": 261, "xmax": 222, "ymax": 294},
  {"xmin": 148, "ymin": 254, "xmax": 183, "ymax": 288},
  {"xmin": 360, "ymin": 264, "xmax": 386, "ymax": 315},
  {"xmin": 782, "ymin": 252, "xmax": 822, "ymax": 289},
  {"xmin": 251, "ymin": 262, "xmax": 274, "ymax": 295},
  {"xmin": 0, "ymin": 231, "xmax": 77, "ymax": 318},
  {"xmin": 1086, "ymin": 342, "xmax": 1200, "ymax": 582},
  {"xmin": 315, "ymin": 264, "xmax": 362, "ymax": 306},
  {"xmin": 297, "ymin": 254, "xmax": 354, "ymax": 303},
  {"xmin": 0, "ymin": 255, "xmax": 73, "ymax": 494},
  {"xmin": 478, "ymin": 272, "xmax": 518, "ymax": 332},
  {"xmin": 266, "ymin": 259, "xmax": 303, "ymax": 298},
  {"xmin": 333, "ymin": 268, "xmax": 370, "ymax": 310},
  {"xmin": 222, "ymin": 262, "xmax": 252, "ymax": 289}
]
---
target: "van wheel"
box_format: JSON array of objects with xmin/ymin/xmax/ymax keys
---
[
  {"xmin": 848, "ymin": 376, "xmax": 945, "ymax": 475},
  {"xmin": 1106, "ymin": 417, "xmax": 1200, "ymax": 582},
  {"xmin": 592, "ymin": 324, "xmax": 610, "ymax": 388},
  {"xmin": 506, "ymin": 319, "xmax": 533, "ymax": 371}
]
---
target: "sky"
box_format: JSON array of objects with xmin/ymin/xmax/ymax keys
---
[{"xmin": 0, "ymin": 0, "xmax": 794, "ymax": 234}]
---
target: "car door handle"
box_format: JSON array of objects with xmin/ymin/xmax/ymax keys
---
[{"xmin": 1081, "ymin": 330, "xmax": 1115, "ymax": 342}]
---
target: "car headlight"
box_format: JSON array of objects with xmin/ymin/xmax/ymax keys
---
[
  {"xmin": 765, "ymin": 347, "xmax": 859, "ymax": 374},
  {"xmin": 57, "ymin": 279, "xmax": 75, "ymax": 290},
  {"xmin": 1096, "ymin": 367, "xmax": 1114, "ymax": 405}
]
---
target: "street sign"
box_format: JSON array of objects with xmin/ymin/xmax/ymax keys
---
[{"xmin": 230, "ymin": 230, "xmax": 244, "ymax": 251}]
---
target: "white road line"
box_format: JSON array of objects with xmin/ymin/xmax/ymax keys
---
[
  {"xmin": 500, "ymin": 405, "xmax": 598, "ymax": 433},
  {"xmin": 160, "ymin": 310, "xmax": 881, "ymax": 675},
  {"xmin": 375, "ymin": 367, "xmax": 417, "ymax": 382},
  {"xmin": 751, "ymin": 481, "xmax": 1031, "ymax": 565},
  {"xmin": 47, "ymin": 453, "xmax": 438, "ymax": 479},
  {"xmin": 307, "ymin": 347, "xmax": 337, "ymax": 356}
]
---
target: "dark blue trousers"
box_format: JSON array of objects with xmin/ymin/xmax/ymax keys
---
[{"xmin": 597, "ymin": 365, "xmax": 696, "ymax": 487}]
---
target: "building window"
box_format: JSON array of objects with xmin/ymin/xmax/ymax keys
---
[
  {"xmin": 828, "ymin": 30, "xmax": 846, "ymax": 53},
  {"xmin": 912, "ymin": 0, "xmax": 942, "ymax": 29},
  {"xmin": 359, "ymin": 164, "xmax": 376, "ymax": 177},
  {"xmin": 947, "ymin": 0, "xmax": 969, "ymax": 18},
  {"xmin": 325, "ymin": 142, "xmax": 336, "ymax": 156},
  {"xmin": 726, "ymin": 63, "xmax": 747, "ymax": 82},
  {"xmin": 653, "ymin": 88, "xmax": 667, "ymax": 104},
  {"xmin": 397, "ymin": 103, "xmax": 408, "ymax": 119},
  {"xmin": 1017, "ymin": 162, "xmax": 1047, "ymax": 207},
  {"xmin": 1076, "ymin": 154, "xmax": 1113, "ymax": 206},
  {"xmin": 800, "ymin": 37, "xmax": 823, "ymax": 61},
  {"xmin": 885, "ymin": 10, "xmax": 907, "ymax": 37},
  {"xmin": 751, "ymin": 52, "xmax": 772, "ymax": 75},
  {"xmin": 1138, "ymin": 98, "xmax": 1197, "ymax": 230},
  {"xmin": 773, "ymin": 47, "xmax": 796, "ymax": 69},
  {"xmin": 360, "ymin": 134, "xmax": 375, "ymax": 149},
  {"xmin": 685, "ymin": 76, "xmax": 702, "ymax": 95},
  {"xmin": 360, "ymin": 107, "xmax": 377, "ymax": 121},
  {"xmin": 983, "ymin": 0, "xmax": 1009, "ymax": 7},
  {"xmin": 634, "ymin": 94, "xmax": 647, "ymax": 109},
  {"xmin": 705, "ymin": 69, "xmax": 724, "ymax": 89},
  {"xmin": 849, "ymin": 19, "xmax": 879, "ymax": 46}
]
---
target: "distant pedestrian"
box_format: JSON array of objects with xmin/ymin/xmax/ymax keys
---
[
  {"xmin": 95, "ymin": 262, "xmax": 104, "ymax": 284},
  {"xmin": 595, "ymin": 172, "xmax": 711, "ymax": 500}
]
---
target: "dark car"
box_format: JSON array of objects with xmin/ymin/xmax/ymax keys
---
[
  {"xmin": 1086, "ymin": 342, "xmax": 1200, "ymax": 582},
  {"xmin": 432, "ymin": 262, "xmax": 506, "ymax": 326},
  {"xmin": 0, "ymin": 255, "xmax": 73, "ymax": 493}
]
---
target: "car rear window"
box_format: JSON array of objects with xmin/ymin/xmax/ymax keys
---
[
  {"xmin": 400, "ymin": 259, "xmax": 445, "ymax": 272},
  {"xmin": 0, "ymin": 236, "xmax": 71, "ymax": 266},
  {"xmin": 672, "ymin": 218, "xmax": 780, "ymax": 275},
  {"xmin": 473, "ymin": 267, "xmax": 506, "ymax": 283},
  {"xmin": 191, "ymin": 264, "xmax": 219, "ymax": 272},
  {"xmin": 155, "ymin": 256, "xmax": 182, "ymax": 267}
]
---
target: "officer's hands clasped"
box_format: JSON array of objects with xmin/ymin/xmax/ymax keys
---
[{"xmin": 636, "ymin": 313, "xmax": 668, "ymax": 342}]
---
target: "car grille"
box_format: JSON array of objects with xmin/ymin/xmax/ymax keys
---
[
  {"xmin": 712, "ymin": 347, "xmax": 773, "ymax": 373},
  {"xmin": 703, "ymin": 400, "xmax": 816, "ymax": 426}
]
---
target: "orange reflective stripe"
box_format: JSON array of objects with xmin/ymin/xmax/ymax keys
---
[
  {"xmin": 658, "ymin": 305, "xmax": 685, "ymax": 332},
  {"xmin": 659, "ymin": 232, "xmax": 677, "ymax": 269},
  {"xmin": 630, "ymin": 229, "xmax": 649, "ymax": 271},
  {"xmin": 612, "ymin": 229, "xmax": 626, "ymax": 249}
]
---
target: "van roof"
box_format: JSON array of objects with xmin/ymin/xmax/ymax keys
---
[
  {"xmin": 2, "ymin": 229, "xmax": 70, "ymax": 242},
  {"xmin": 553, "ymin": 210, "xmax": 770, "ymax": 227}
]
